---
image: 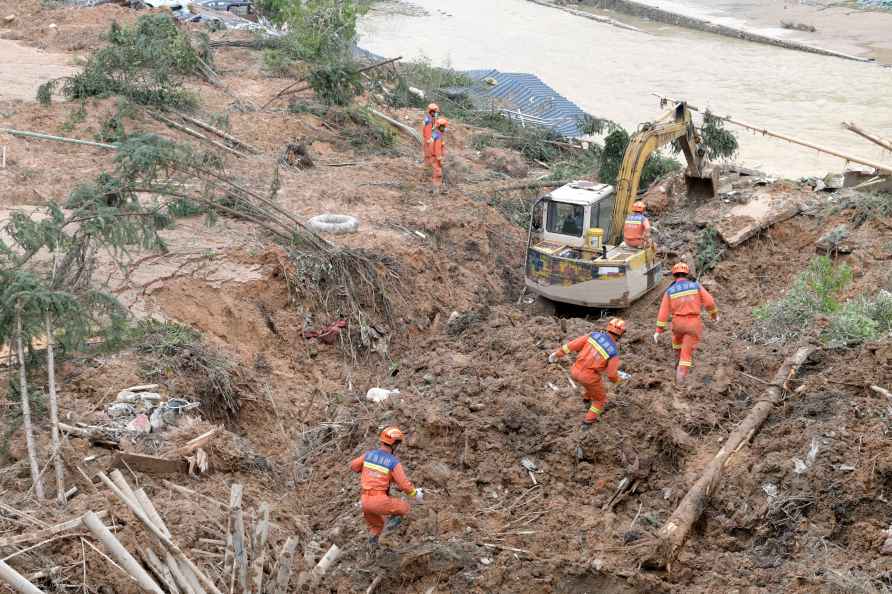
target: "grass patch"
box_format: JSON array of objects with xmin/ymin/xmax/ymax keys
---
[
  {"xmin": 831, "ymin": 191, "xmax": 892, "ymax": 227},
  {"xmin": 128, "ymin": 320, "xmax": 242, "ymax": 424},
  {"xmin": 824, "ymin": 290, "xmax": 892, "ymax": 347}
]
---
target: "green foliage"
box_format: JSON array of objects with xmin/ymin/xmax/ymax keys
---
[
  {"xmin": 259, "ymin": 0, "xmax": 366, "ymax": 62},
  {"xmin": 694, "ymin": 227, "xmax": 726, "ymax": 275},
  {"xmin": 823, "ymin": 290, "xmax": 892, "ymax": 347},
  {"xmin": 288, "ymin": 100, "xmax": 327, "ymax": 117},
  {"xmin": 597, "ymin": 126, "xmax": 681, "ymax": 190},
  {"xmin": 37, "ymin": 80, "xmax": 57, "ymax": 106},
  {"xmin": 831, "ymin": 191, "xmax": 892, "ymax": 227},
  {"xmin": 95, "ymin": 99, "xmax": 134, "ymax": 144},
  {"xmin": 577, "ymin": 114, "xmax": 620, "ymax": 136},
  {"xmin": 262, "ymin": 48, "xmax": 296, "ymax": 77},
  {"xmin": 62, "ymin": 14, "xmax": 205, "ymax": 108},
  {"xmin": 129, "ymin": 319, "xmax": 241, "ymax": 423},
  {"xmin": 60, "ymin": 102, "xmax": 87, "ymax": 135},
  {"xmin": 383, "ymin": 60, "xmax": 473, "ymax": 111},
  {"xmin": 546, "ymin": 145, "xmax": 603, "ymax": 181},
  {"xmin": 328, "ymin": 107, "xmax": 395, "ymax": 153},
  {"xmin": 308, "ymin": 63, "xmax": 363, "ymax": 106},
  {"xmin": 700, "ymin": 110, "xmax": 738, "ymax": 160},
  {"xmin": 749, "ymin": 256, "xmax": 853, "ymax": 345}
]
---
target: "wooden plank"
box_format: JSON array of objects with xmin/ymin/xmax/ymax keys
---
[{"xmin": 111, "ymin": 453, "xmax": 186, "ymax": 475}]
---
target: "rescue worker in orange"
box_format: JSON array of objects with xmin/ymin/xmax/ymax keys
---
[
  {"xmin": 548, "ymin": 318, "xmax": 631, "ymax": 429},
  {"xmin": 431, "ymin": 118, "xmax": 448, "ymax": 193},
  {"xmin": 623, "ymin": 201, "xmax": 652, "ymax": 248},
  {"xmin": 421, "ymin": 103, "xmax": 439, "ymax": 168},
  {"xmin": 349, "ymin": 427, "xmax": 423, "ymax": 545},
  {"xmin": 653, "ymin": 262, "xmax": 719, "ymax": 384}
]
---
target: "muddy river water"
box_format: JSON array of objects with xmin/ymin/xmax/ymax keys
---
[{"xmin": 360, "ymin": 0, "xmax": 892, "ymax": 177}]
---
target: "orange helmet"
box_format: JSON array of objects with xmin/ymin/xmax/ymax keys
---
[
  {"xmin": 427, "ymin": 103, "xmax": 439, "ymax": 113},
  {"xmin": 632, "ymin": 201, "xmax": 646, "ymax": 213},
  {"xmin": 671, "ymin": 262, "xmax": 690, "ymax": 276},
  {"xmin": 435, "ymin": 117, "xmax": 449, "ymax": 128},
  {"xmin": 606, "ymin": 317, "xmax": 626, "ymax": 337},
  {"xmin": 379, "ymin": 426, "xmax": 405, "ymax": 446}
]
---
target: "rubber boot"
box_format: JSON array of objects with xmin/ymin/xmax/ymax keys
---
[{"xmin": 382, "ymin": 516, "xmax": 402, "ymax": 534}]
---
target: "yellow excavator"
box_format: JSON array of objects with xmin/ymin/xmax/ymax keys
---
[{"xmin": 524, "ymin": 101, "xmax": 718, "ymax": 309}]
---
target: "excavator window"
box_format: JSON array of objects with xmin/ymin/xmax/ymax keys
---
[{"xmin": 546, "ymin": 202, "xmax": 584, "ymax": 237}]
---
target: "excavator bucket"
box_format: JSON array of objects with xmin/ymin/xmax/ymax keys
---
[{"xmin": 684, "ymin": 166, "xmax": 719, "ymax": 201}]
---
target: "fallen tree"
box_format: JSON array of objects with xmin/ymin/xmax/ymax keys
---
[{"xmin": 642, "ymin": 345, "xmax": 815, "ymax": 570}]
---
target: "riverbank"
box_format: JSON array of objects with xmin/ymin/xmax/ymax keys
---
[{"xmin": 572, "ymin": 0, "xmax": 892, "ymax": 63}]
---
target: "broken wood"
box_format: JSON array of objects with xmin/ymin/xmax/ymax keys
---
[
  {"xmin": 222, "ymin": 484, "xmax": 241, "ymax": 581},
  {"xmin": 0, "ymin": 560, "xmax": 43, "ymax": 594},
  {"xmin": 368, "ymin": 109, "xmax": 422, "ymax": 145},
  {"xmin": 262, "ymin": 56, "xmax": 402, "ymax": 110},
  {"xmin": 251, "ymin": 503, "xmax": 270, "ymax": 594},
  {"xmin": 16, "ymin": 303, "xmax": 44, "ymax": 500},
  {"xmin": 112, "ymin": 452, "xmax": 187, "ymax": 475},
  {"xmin": 176, "ymin": 427, "xmax": 219, "ymax": 456},
  {"xmin": 83, "ymin": 510, "xmax": 165, "ymax": 594},
  {"xmin": 0, "ymin": 127, "xmax": 117, "ymax": 150},
  {"xmin": 174, "ymin": 113, "xmax": 259, "ymax": 154},
  {"xmin": 296, "ymin": 544, "xmax": 341, "ymax": 591},
  {"xmin": 871, "ymin": 385, "xmax": 892, "ymax": 399},
  {"xmin": 0, "ymin": 511, "xmax": 106, "ymax": 548},
  {"xmin": 652, "ymin": 94, "xmax": 892, "ymax": 174},
  {"xmin": 141, "ymin": 548, "xmax": 182, "ymax": 594},
  {"xmin": 230, "ymin": 485, "xmax": 248, "ymax": 594},
  {"xmin": 271, "ymin": 536, "xmax": 298, "ymax": 594},
  {"xmin": 643, "ymin": 346, "xmax": 815, "ymax": 570},
  {"xmin": 365, "ymin": 575, "xmax": 383, "ymax": 594},
  {"xmin": 149, "ymin": 112, "xmax": 249, "ymax": 159},
  {"xmin": 843, "ymin": 122, "xmax": 892, "ymax": 154},
  {"xmin": 45, "ymin": 313, "xmax": 66, "ymax": 505},
  {"xmin": 162, "ymin": 480, "xmax": 228, "ymax": 511},
  {"xmin": 96, "ymin": 472, "xmax": 223, "ymax": 594}
]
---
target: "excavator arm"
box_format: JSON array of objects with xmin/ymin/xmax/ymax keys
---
[{"xmin": 607, "ymin": 102, "xmax": 715, "ymax": 245}]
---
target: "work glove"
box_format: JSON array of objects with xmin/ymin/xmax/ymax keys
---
[
  {"xmin": 618, "ymin": 371, "xmax": 631, "ymax": 381},
  {"xmin": 653, "ymin": 332, "xmax": 661, "ymax": 344},
  {"xmin": 414, "ymin": 488, "xmax": 424, "ymax": 503},
  {"xmin": 548, "ymin": 353, "xmax": 558, "ymax": 364}
]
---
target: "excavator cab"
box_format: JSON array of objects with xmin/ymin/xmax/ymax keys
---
[
  {"xmin": 525, "ymin": 181, "xmax": 662, "ymax": 308},
  {"xmin": 524, "ymin": 101, "xmax": 714, "ymax": 310}
]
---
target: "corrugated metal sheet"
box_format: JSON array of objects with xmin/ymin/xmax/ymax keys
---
[{"xmin": 457, "ymin": 69, "xmax": 589, "ymax": 138}]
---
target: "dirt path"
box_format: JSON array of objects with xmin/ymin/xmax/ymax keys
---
[{"xmin": 0, "ymin": 38, "xmax": 76, "ymax": 102}]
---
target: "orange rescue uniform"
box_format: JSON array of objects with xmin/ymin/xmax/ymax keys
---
[
  {"xmin": 623, "ymin": 213, "xmax": 651, "ymax": 248},
  {"xmin": 655, "ymin": 279, "xmax": 718, "ymax": 371},
  {"xmin": 553, "ymin": 331, "xmax": 622, "ymax": 423},
  {"xmin": 422, "ymin": 113, "xmax": 435, "ymax": 165},
  {"xmin": 350, "ymin": 448, "xmax": 417, "ymax": 536},
  {"xmin": 431, "ymin": 129, "xmax": 445, "ymax": 187}
]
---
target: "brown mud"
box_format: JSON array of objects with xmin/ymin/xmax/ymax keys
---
[{"xmin": 0, "ymin": 2, "xmax": 891, "ymax": 593}]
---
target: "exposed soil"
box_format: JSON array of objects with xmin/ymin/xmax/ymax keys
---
[{"xmin": 0, "ymin": 3, "xmax": 890, "ymax": 594}]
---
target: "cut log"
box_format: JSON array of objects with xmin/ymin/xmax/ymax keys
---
[
  {"xmin": 82, "ymin": 511, "xmax": 165, "ymax": 594},
  {"xmin": 295, "ymin": 544, "xmax": 341, "ymax": 591},
  {"xmin": 251, "ymin": 503, "xmax": 270, "ymax": 594},
  {"xmin": 223, "ymin": 484, "xmax": 242, "ymax": 583},
  {"xmin": 270, "ymin": 536, "xmax": 298, "ymax": 594},
  {"xmin": 148, "ymin": 112, "xmax": 249, "ymax": 159},
  {"xmin": 0, "ymin": 559, "xmax": 43, "ymax": 594},
  {"xmin": 0, "ymin": 512, "xmax": 106, "ymax": 548},
  {"xmin": 174, "ymin": 113, "xmax": 259, "ymax": 154},
  {"xmin": 112, "ymin": 453, "xmax": 186, "ymax": 475},
  {"xmin": 230, "ymin": 486, "xmax": 248, "ymax": 594},
  {"xmin": 368, "ymin": 109, "xmax": 421, "ymax": 145},
  {"xmin": 96, "ymin": 472, "xmax": 223, "ymax": 594},
  {"xmin": 643, "ymin": 346, "xmax": 815, "ymax": 570}
]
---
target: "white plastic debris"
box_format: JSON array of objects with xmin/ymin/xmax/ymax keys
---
[
  {"xmin": 365, "ymin": 388, "xmax": 399, "ymax": 403},
  {"xmin": 761, "ymin": 482, "xmax": 778, "ymax": 499},
  {"xmin": 792, "ymin": 437, "xmax": 821, "ymax": 474},
  {"xmin": 107, "ymin": 403, "xmax": 136, "ymax": 418}
]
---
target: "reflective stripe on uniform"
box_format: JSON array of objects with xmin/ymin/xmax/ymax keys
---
[
  {"xmin": 656, "ymin": 321, "xmax": 668, "ymax": 328},
  {"xmin": 588, "ymin": 403, "xmax": 602, "ymax": 414},
  {"xmin": 587, "ymin": 337, "xmax": 609, "ymax": 360},
  {"xmin": 407, "ymin": 488, "xmax": 416, "ymax": 497},
  {"xmin": 672, "ymin": 342, "xmax": 682, "ymax": 350},
  {"xmin": 679, "ymin": 360, "xmax": 693, "ymax": 367},
  {"xmin": 624, "ymin": 220, "xmax": 643, "ymax": 226},
  {"xmin": 669, "ymin": 289, "xmax": 699, "ymax": 299},
  {"xmin": 363, "ymin": 461, "xmax": 391, "ymax": 475}
]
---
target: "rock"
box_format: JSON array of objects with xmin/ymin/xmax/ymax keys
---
[
  {"xmin": 468, "ymin": 402, "xmax": 485, "ymax": 412},
  {"xmin": 480, "ymin": 557, "xmax": 492, "ymax": 566},
  {"xmin": 641, "ymin": 178, "xmax": 672, "ymax": 213},
  {"xmin": 4, "ymin": 15, "xmax": 15, "ymax": 23},
  {"xmin": 823, "ymin": 173, "xmax": 844, "ymax": 191},
  {"xmin": 816, "ymin": 224, "xmax": 855, "ymax": 255},
  {"xmin": 591, "ymin": 558, "xmax": 605, "ymax": 571},
  {"xmin": 48, "ymin": 23, "xmax": 57, "ymax": 29},
  {"xmin": 479, "ymin": 147, "xmax": 529, "ymax": 178},
  {"xmin": 422, "ymin": 373, "xmax": 435, "ymax": 385}
]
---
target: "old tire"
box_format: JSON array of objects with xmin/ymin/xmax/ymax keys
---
[{"xmin": 307, "ymin": 214, "xmax": 359, "ymax": 235}]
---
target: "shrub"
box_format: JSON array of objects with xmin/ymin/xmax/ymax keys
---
[
  {"xmin": 694, "ymin": 227, "xmax": 726, "ymax": 275},
  {"xmin": 824, "ymin": 289, "xmax": 892, "ymax": 347},
  {"xmin": 259, "ymin": 0, "xmax": 366, "ymax": 62},
  {"xmin": 308, "ymin": 63, "xmax": 363, "ymax": 106},
  {"xmin": 599, "ymin": 127, "xmax": 681, "ymax": 189},
  {"xmin": 700, "ymin": 110, "xmax": 738, "ymax": 160}
]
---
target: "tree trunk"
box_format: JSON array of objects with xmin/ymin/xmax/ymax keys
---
[
  {"xmin": 16, "ymin": 302, "xmax": 44, "ymax": 499},
  {"xmin": 45, "ymin": 313, "xmax": 65, "ymax": 505},
  {"xmin": 0, "ymin": 560, "xmax": 43, "ymax": 594},
  {"xmin": 643, "ymin": 346, "xmax": 815, "ymax": 570}
]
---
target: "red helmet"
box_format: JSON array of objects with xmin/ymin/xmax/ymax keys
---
[
  {"xmin": 427, "ymin": 103, "xmax": 439, "ymax": 114},
  {"xmin": 380, "ymin": 426, "xmax": 405, "ymax": 446},
  {"xmin": 435, "ymin": 117, "xmax": 449, "ymax": 129},
  {"xmin": 632, "ymin": 201, "xmax": 646, "ymax": 213},
  {"xmin": 671, "ymin": 262, "xmax": 690, "ymax": 276},
  {"xmin": 606, "ymin": 317, "xmax": 626, "ymax": 337}
]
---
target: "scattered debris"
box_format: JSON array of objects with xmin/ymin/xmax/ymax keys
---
[
  {"xmin": 780, "ymin": 20, "xmax": 817, "ymax": 33},
  {"xmin": 366, "ymin": 387, "xmax": 399, "ymax": 403},
  {"xmin": 307, "ymin": 213, "xmax": 360, "ymax": 235}
]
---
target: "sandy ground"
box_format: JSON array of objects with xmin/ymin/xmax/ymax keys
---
[{"xmin": 0, "ymin": 39, "xmax": 77, "ymax": 102}]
